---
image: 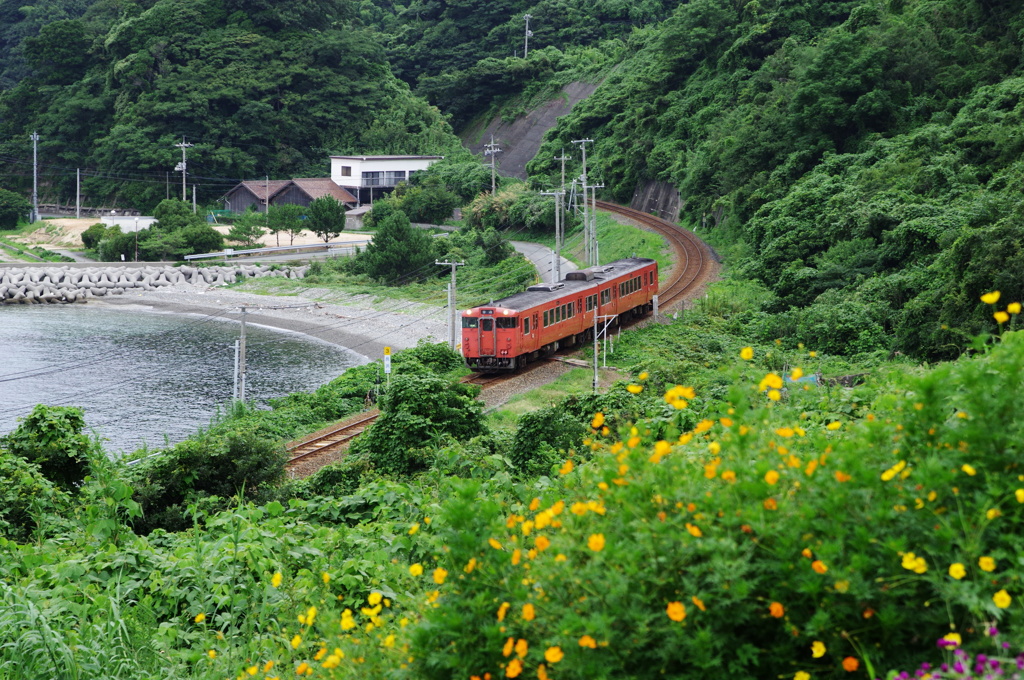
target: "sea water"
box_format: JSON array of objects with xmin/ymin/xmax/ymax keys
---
[{"xmin": 0, "ymin": 304, "xmax": 362, "ymax": 454}]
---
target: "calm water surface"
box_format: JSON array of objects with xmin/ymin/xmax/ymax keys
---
[{"xmin": 0, "ymin": 305, "xmax": 363, "ymax": 453}]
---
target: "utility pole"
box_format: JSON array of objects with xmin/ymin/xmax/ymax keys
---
[
  {"xmin": 540, "ymin": 190, "xmax": 564, "ymax": 281},
  {"xmin": 436, "ymin": 260, "xmax": 466, "ymax": 350},
  {"xmin": 524, "ymin": 14, "xmax": 533, "ymax": 58},
  {"xmin": 484, "ymin": 135, "xmax": 502, "ymax": 193},
  {"xmin": 134, "ymin": 216, "xmax": 138, "ymax": 262},
  {"xmin": 76, "ymin": 168, "xmax": 81, "ymax": 219},
  {"xmin": 174, "ymin": 137, "xmax": 193, "ymax": 202},
  {"xmin": 192, "ymin": 185, "xmax": 197, "ymax": 213},
  {"xmin": 238, "ymin": 306, "xmax": 247, "ymax": 402},
  {"xmin": 265, "ymin": 175, "xmax": 269, "ymax": 213},
  {"xmin": 571, "ymin": 139, "xmax": 593, "ymax": 264},
  {"xmin": 586, "ymin": 181, "xmax": 605, "ymax": 267},
  {"xmin": 30, "ymin": 131, "xmax": 39, "ymax": 223}
]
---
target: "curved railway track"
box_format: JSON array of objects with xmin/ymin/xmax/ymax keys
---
[
  {"xmin": 594, "ymin": 200, "xmax": 714, "ymax": 310},
  {"xmin": 285, "ymin": 202, "xmax": 714, "ymax": 477}
]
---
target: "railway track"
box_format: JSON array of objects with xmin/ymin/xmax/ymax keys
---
[
  {"xmin": 594, "ymin": 200, "xmax": 714, "ymax": 310},
  {"xmin": 285, "ymin": 202, "xmax": 712, "ymax": 477}
]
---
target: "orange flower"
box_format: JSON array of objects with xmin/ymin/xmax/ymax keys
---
[
  {"xmin": 502, "ymin": 637, "xmax": 515, "ymax": 657},
  {"xmin": 769, "ymin": 602, "xmax": 785, "ymax": 618},
  {"xmin": 834, "ymin": 471, "xmax": 852, "ymax": 482},
  {"xmin": 842, "ymin": 657, "xmax": 860, "ymax": 672},
  {"xmin": 765, "ymin": 470, "xmax": 780, "ymax": 485},
  {"xmin": 515, "ymin": 639, "xmax": 528, "ymax": 659},
  {"xmin": 578, "ymin": 635, "xmax": 597, "ymax": 649},
  {"xmin": 497, "ymin": 602, "xmax": 510, "ymax": 622},
  {"xmin": 544, "ymin": 647, "xmax": 564, "ymax": 664},
  {"xmin": 522, "ymin": 603, "xmax": 535, "ymax": 622},
  {"xmin": 505, "ymin": 657, "xmax": 522, "ymax": 678},
  {"xmin": 811, "ymin": 560, "xmax": 828, "ymax": 574},
  {"xmin": 691, "ymin": 596, "xmax": 706, "ymax": 612},
  {"xmin": 588, "ymin": 534, "xmax": 605, "ymax": 552},
  {"xmin": 559, "ymin": 460, "xmax": 574, "ymax": 475},
  {"xmin": 763, "ymin": 498, "xmax": 778, "ymax": 511},
  {"xmin": 666, "ymin": 601, "xmax": 687, "ymax": 622}
]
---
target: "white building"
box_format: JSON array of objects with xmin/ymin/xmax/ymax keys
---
[{"xmin": 329, "ymin": 155, "xmax": 443, "ymax": 205}]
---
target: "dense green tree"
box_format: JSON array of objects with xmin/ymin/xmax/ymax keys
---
[
  {"xmin": 356, "ymin": 200, "xmax": 436, "ymax": 283},
  {"xmin": 226, "ymin": 209, "xmax": 268, "ymax": 248},
  {"xmin": 268, "ymin": 203, "xmax": 305, "ymax": 246},
  {"xmin": 306, "ymin": 195, "xmax": 347, "ymax": 243},
  {"xmin": 0, "ymin": 187, "xmax": 29, "ymax": 229},
  {"xmin": 392, "ymin": 183, "xmax": 459, "ymax": 224}
]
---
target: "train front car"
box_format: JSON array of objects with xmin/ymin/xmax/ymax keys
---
[{"xmin": 461, "ymin": 304, "xmax": 524, "ymax": 371}]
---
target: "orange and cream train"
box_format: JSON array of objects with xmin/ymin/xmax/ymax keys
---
[{"xmin": 461, "ymin": 257, "xmax": 658, "ymax": 371}]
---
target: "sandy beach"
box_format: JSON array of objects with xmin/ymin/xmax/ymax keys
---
[{"xmin": 92, "ymin": 280, "xmax": 450, "ymax": 363}]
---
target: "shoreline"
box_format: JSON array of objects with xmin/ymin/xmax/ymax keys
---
[{"xmin": 92, "ymin": 283, "xmax": 450, "ymax": 363}]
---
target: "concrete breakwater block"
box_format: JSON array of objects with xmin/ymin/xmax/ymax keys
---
[{"xmin": 0, "ymin": 264, "xmax": 305, "ymax": 303}]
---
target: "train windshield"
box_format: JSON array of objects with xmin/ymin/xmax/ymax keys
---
[
  {"xmin": 496, "ymin": 317, "xmax": 518, "ymax": 329},
  {"xmin": 462, "ymin": 317, "xmax": 479, "ymax": 329}
]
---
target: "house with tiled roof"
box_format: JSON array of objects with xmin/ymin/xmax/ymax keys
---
[{"xmin": 273, "ymin": 178, "xmax": 357, "ymax": 208}]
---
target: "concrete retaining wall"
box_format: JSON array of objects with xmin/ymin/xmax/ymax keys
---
[{"xmin": 0, "ymin": 264, "xmax": 308, "ymax": 304}]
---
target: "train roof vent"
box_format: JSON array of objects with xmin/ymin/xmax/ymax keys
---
[
  {"xmin": 527, "ymin": 283, "xmax": 565, "ymax": 292},
  {"xmin": 565, "ymin": 270, "xmax": 594, "ymax": 282}
]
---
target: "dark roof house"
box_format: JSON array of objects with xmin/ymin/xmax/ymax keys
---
[
  {"xmin": 223, "ymin": 180, "xmax": 293, "ymax": 214},
  {"xmin": 223, "ymin": 179, "xmax": 358, "ymax": 213}
]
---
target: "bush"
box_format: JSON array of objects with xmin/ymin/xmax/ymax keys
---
[
  {"xmin": 2, "ymin": 405, "xmax": 92, "ymax": 492},
  {"xmin": 0, "ymin": 451, "xmax": 73, "ymax": 542},
  {"xmin": 0, "ymin": 187, "xmax": 29, "ymax": 229}
]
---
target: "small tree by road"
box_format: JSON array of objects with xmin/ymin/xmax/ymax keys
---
[
  {"xmin": 0, "ymin": 187, "xmax": 30, "ymax": 230},
  {"xmin": 307, "ymin": 195, "xmax": 347, "ymax": 243},
  {"xmin": 227, "ymin": 210, "xmax": 267, "ymax": 248},
  {"xmin": 268, "ymin": 204, "xmax": 304, "ymax": 246}
]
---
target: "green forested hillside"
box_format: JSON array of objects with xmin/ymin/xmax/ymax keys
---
[
  {"xmin": 526, "ymin": 0, "xmax": 1024, "ymax": 359},
  {"xmin": 0, "ymin": 0, "xmax": 461, "ymax": 209}
]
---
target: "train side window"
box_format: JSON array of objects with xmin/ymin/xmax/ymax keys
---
[
  {"xmin": 600, "ymin": 289, "xmax": 611, "ymax": 305},
  {"xmin": 523, "ymin": 317, "xmax": 530, "ymax": 334},
  {"xmin": 496, "ymin": 317, "xmax": 517, "ymax": 329},
  {"xmin": 462, "ymin": 317, "xmax": 478, "ymax": 329},
  {"xmin": 543, "ymin": 310, "xmax": 549, "ymax": 327}
]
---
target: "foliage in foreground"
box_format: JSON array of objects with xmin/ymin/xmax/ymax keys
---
[{"xmin": 3, "ymin": 319, "xmax": 1024, "ymax": 678}]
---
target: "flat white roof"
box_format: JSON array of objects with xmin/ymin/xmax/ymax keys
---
[{"xmin": 329, "ymin": 155, "xmax": 444, "ymax": 161}]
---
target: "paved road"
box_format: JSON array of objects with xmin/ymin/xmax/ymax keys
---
[{"xmin": 511, "ymin": 241, "xmax": 576, "ymax": 284}]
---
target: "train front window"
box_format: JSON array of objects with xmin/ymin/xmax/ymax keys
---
[
  {"xmin": 481, "ymin": 319, "xmax": 493, "ymax": 331},
  {"xmin": 462, "ymin": 317, "xmax": 479, "ymax": 329},
  {"xmin": 496, "ymin": 317, "xmax": 517, "ymax": 329}
]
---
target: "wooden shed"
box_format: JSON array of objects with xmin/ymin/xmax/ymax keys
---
[
  {"xmin": 272, "ymin": 178, "xmax": 357, "ymax": 208},
  {"xmin": 223, "ymin": 180, "xmax": 292, "ymax": 214}
]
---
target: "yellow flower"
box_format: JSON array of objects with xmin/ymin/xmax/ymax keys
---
[
  {"xmin": 246, "ymin": 665, "xmax": 258, "ymax": 675},
  {"xmin": 340, "ymin": 609, "xmax": 356, "ymax": 630},
  {"xmin": 721, "ymin": 470, "xmax": 736, "ymax": 483},
  {"xmin": 765, "ymin": 470, "xmax": 780, "ymax": 485},
  {"xmin": 591, "ymin": 412, "xmax": 605, "ymax": 429},
  {"xmin": 949, "ymin": 563, "xmax": 966, "ymax": 580},
  {"xmin": 626, "ymin": 384, "xmax": 643, "ymax": 394},
  {"xmin": 207, "ymin": 650, "xmax": 216, "ymax": 659},
  {"xmin": 768, "ymin": 389, "xmax": 781, "ymax": 401},
  {"xmin": 666, "ymin": 601, "xmax": 686, "ymax": 622},
  {"xmin": 795, "ymin": 673, "xmax": 810, "ymax": 680},
  {"xmin": 942, "ymin": 633, "xmax": 962, "ymax": 647},
  {"xmin": 433, "ymin": 568, "xmax": 448, "ymax": 585},
  {"xmin": 296, "ymin": 662, "xmax": 311, "ymax": 676},
  {"xmin": 1017, "ymin": 488, "xmax": 1024, "ymax": 503},
  {"xmin": 993, "ymin": 589, "xmax": 1012, "ymax": 608},
  {"xmin": 981, "ymin": 291, "xmax": 1001, "ymax": 304},
  {"xmin": 291, "ymin": 635, "xmax": 302, "ymax": 650},
  {"xmin": 901, "ymin": 552, "xmax": 927, "ymax": 574},
  {"xmin": 515, "ymin": 638, "xmax": 528, "ymax": 658},
  {"xmin": 638, "ymin": 371, "xmax": 649, "ymax": 380},
  {"xmin": 987, "ymin": 508, "xmax": 1002, "ymax": 520},
  {"xmin": 522, "ymin": 603, "xmax": 535, "ymax": 621},
  {"xmin": 995, "ymin": 311, "xmax": 1010, "ymax": 324},
  {"xmin": 505, "ymin": 657, "xmax": 522, "ymax": 678},
  {"xmin": 409, "ymin": 563, "xmax": 423, "ymax": 576},
  {"xmin": 194, "ymin": 613, "xmax": 206, "ymax": 624},
  {"xmin": 408, "ymin": 523, "xmax": 420, "ymax": 535},
  {"xmin": 271, "ymin": 571, "xmax": 282, "ymax": 588},
  {"xmin": 368, "ymin": 592, "xmax": 383, "ymax": 606},
  {"xmin": 811, "ymin": 640, "xmax": 826, "ymax": 658},
  {"xmin": 511, "ymin": 549, "xmax": 521, "ymax": 565},
  {"xmin": 465, "ymin": 557, "xmax": 478, "ymax": 573},
  {"xmin": 489, "ymin": 538, "xmax": 503, "ymax": 550},
  {"xmin": 537, "ymin": 664, "xmax": 549, "ymax": 680},
  {"xmin": 588, "ymin": 533, "xmax": 606, "ymax": 552},
  {"xmin": 579, "ymin": 635, "xmax": 597, "ymax": 649},
  {"xmin": 321, "ymin": 571, "xmax": 331, "ymax": 585},
  {"xmin": 314, "ymin": 648, "xmax": 327, "ymax": 661},
  {"xmin": 559, "ymin": 460, "xmax": 574, "ymax": 475},
  {"xmin": 1009, "ymin": 302, "xmax": 1022, "ymax": 314},
  {"xmin": 497, "ymin": 602, "xmax": 510, "ymax": 621},
  {"xmin": 979, "ymin": 556, "xmax": 996, "ymax": 572},
  {"xmin": 685, "ymin": 523, "xmax": 703, "ymax": 538},
  {"xmin": 322, "ymin": 654, "xmax": 342, "ymax": 669},
  {"xmin": 740, "ymin": 346, "xmax": 754, "ymax": 360},
  {"xmin": 826, "ymin": 421, "xmax": 841, "ymax": 431},
  {"xmin": 790, "ymin": 367, "xmax": 804, "ymax": 380},
  {"xmin": 544, "ymin": 647, "xmax": 564, "ymax": 664}
]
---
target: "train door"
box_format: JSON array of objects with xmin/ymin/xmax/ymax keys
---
[{"xmin": 479, "ymin": 318, "xmax": 496, "ymax": 356}]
